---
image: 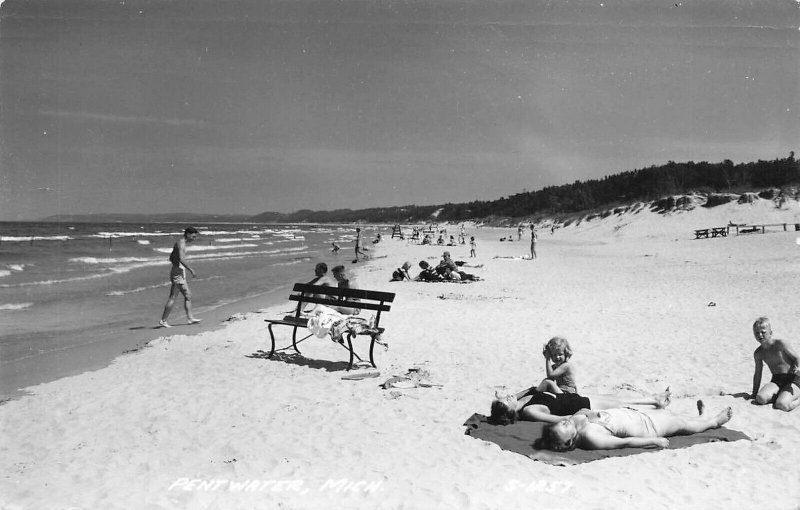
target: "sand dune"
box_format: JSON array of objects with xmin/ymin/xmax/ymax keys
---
[{"xmin": 2, "ymin": 199, "xmax": 800, "ymax": 509}]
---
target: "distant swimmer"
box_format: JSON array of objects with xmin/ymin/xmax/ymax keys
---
[{"xmin": 159, "ymin": 227, "xmax": 201, "ymax": 328}]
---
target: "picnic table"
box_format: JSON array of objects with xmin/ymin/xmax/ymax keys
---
[{"xmin": 694, "ymin": 227, "xmax": 728, "ymax": 239}]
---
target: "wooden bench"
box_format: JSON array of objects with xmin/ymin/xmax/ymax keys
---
[
  {"xmin": 711, "ymin": 227, "xmax": 728, "ymax": 237},
  {"xmin": 694, "ymin": 229, "xmax": 710, "ymax": 239},
  {"xmin": 265, "ymin": 283, "xmax": 395, "ymax": 370}
]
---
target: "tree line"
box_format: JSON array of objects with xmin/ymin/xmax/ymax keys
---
[{"xmin": 252, "ymin": 153, "xmax": 797, "ymax": 224}]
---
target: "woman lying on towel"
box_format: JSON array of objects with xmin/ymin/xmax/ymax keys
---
[
  {"xmin": 490, "ymin": 387, "xmax": 672, "ymax": 425},
  {"xmin": 541, "ymin": 401, "xmax": 733, "ymax": 451}
]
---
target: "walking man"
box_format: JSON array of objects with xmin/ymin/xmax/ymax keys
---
[
  {"xmin": 159, "ymin": 226, "xmax": 201, "ymax": 327},
  {"xmin": 354, "ymin": 227, "xmax": 368, "ymax": 262}
]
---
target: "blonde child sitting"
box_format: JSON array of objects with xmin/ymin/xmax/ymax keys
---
[
  {"xmin": 751, "ymin": 316, "xmax": 800, "ymax": 412},
  {"xmin": 537, "ymin": 336, "xmax": 577, "ymax": 394}
]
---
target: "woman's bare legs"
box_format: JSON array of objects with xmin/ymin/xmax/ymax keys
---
[
  {"xmin": 648, "ymin": 402, "xmax": 733, "ymax": 436},
  {"xmin": 588, "ymin": 388, "xmax": 672, "ymax": 410}
]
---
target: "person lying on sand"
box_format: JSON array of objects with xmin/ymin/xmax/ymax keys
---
[
  {"xmin": 540, "ymin": 401, "xmax": 732, "ymax": 451},
  {"xmin": 490, "ymin": 387, "xmax": 671, "ymax": 425},
  {"xmin": 416, "ymin": 260, "xmax": 445, "ymax": 282},
  {"xmin": 751, "ymin": 316, "xmax": 800, "ymax": 412}
]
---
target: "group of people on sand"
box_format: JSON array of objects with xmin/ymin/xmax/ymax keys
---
[
  {"xmin": 489, "ymin": 319, "xmax": 799, "ymax": 451},
  {"xmin": 390, "ymin": 251, "xmax": 481, "ymax": 282}
]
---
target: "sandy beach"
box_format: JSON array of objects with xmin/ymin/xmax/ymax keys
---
[{"xmin": 2, "ymin": 199, "xmax": 800, "ymax": 509}]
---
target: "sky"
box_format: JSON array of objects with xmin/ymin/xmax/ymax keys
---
[{"xmin": 0, "ymin": 0, "xmax": 798, "ymax": 220}]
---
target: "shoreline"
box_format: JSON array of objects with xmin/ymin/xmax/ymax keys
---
[
  {"xmin": 0, "ymin": 281, "xmax": 294, "ymax": 400},
  {"xmin": 2, "ymin": 214, "xmax": 800, "ymax": 508}
]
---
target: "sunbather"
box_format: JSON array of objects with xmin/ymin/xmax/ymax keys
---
[
  {"xmin": 490, "ymin": 387, "xmax": 672, "ymax": 425},
  {"xmin": 416, "ymin": 260, "xmax": 445, "ymax": 282},
  {"xmin": 541, "ymin": 401, "xmax": 733, "ymax": 451}
]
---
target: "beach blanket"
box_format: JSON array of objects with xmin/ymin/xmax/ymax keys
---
[
  {"xmin": 414, "ymin": 278, "xmax": 481, "ymax": 284},
  {"xmin": 463, "ymin": 413, "xmax": 750, "ymax": 466}
]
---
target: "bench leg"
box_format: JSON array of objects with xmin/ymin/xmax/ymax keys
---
[
  {"xmin": 368, "ymin": 336, "xmax": 377, "ymax": 369},
  {"xmin": 267, "ymin": 324, "xmax": 303, "ymax": 357},
  {"xmin": 346, "ymin": 332, "xmax": 355, "ymax": 370},
  {"xmin": 267, "ymin": 323, "xmax": 277, "ymax": 357},
  {"xmin": 291, "ymin": 326, "xmax": 302, "ymax": 354}
]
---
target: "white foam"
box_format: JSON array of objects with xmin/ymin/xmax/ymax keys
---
[
  {"xmin": 94, "ymin": 231, "xmax": 172, "ymax": 238},
  {"xmin": 0, "ymin": 235, "xmax": 71, "ymax": 242},
  {"xmin": 106, "ymin": 282, "xmax": 166, "ymax": 296},
  {"xmin": 0, "ymin": 302, "xmax": 33, "ymax": 310},
  {"xmin": 154, "ymin": 243, "xmax": 260, "ymax": 253},
  {"xmin": 70, "ymin": 256, "xmax": 155, "ymax": 265}
]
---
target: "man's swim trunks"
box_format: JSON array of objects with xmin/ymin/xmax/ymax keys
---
[
  {"xmin": 770, "ymin": 373, "xmax": 800, "ymax": 389},
  {"xmin": 169, "ymin": 265, "xmax": 187, "ymax": 285},
  {"xmin": 520, "ymin": 389, "xmax": 591, "ymax": 416}
]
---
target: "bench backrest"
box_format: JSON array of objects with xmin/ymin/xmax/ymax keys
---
[{"xmin": 288, "ymin": 283, "xmax": 395, "ymax": 328}]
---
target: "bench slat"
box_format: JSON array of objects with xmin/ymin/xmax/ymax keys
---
[
  {"xmin": 291, "ymin": 283, "xmax": 395, "ymax": 303},
  {"xmin": 288, "ymin": 295, "xmax": 391, "ymax": 312}
]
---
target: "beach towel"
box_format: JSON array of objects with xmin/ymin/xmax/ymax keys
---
[
  {"xmin": 463, "ymin": 413, "xmax": 750, "ymax": 466},
  {"xmin": 330, "ymin": 316, "xmax": 380, "ymax": 344},
  {"xmin": 306, "ymin": 305, "xmax": 346, "ymax": 338}
]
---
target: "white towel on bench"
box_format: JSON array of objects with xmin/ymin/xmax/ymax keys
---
[{"xmin": 306, "ymin": 305, "xmax": 347, "ymax": 338}]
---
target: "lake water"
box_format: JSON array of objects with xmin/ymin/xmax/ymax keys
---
[{"xmin": 0, "ymin": 221, "xmax": 370, "ymax": 396}]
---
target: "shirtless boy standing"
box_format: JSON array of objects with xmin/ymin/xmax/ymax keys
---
[
  {"xmin": 159, "ymin": 227, "xmax": 201, "ymax": 328},
  {"xmin": 751, "ymin": 317, "xmax": 800, "ymax": 412}
]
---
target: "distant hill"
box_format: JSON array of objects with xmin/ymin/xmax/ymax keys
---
[
  {"xmin": 246, "ymin": 154, "xmax": 800, "ymax": 225},
  {"xmin": 40, "ymin": 213, "xmax": 253, "ymax": 224},
  {"xmin": 39, "ymin": 154, "xmax": 799, "ymax": 226}
]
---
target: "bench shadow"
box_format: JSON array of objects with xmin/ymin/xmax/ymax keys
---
[{"xmin": 246, "ymin": 350, "xmax": 351, "ymax": 372}]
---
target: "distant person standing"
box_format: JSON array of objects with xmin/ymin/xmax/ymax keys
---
[
  {"xmin": 518, "ymin": 224, "xmax": 523, "ymax": 241},
  {"xmin": 529, "ymin": 224, "xmax": 538, "ymax": 260},
  {"xmin": 354, "ymin": 227, "xmax": 368, "ymax": 262},
  {"xmin": 470, "ymin": 236, "xmax": 477, "ymax": 258},
  {"xmin": 159, "ymin": 227, "xmax": 201, "ymax": 327}
]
